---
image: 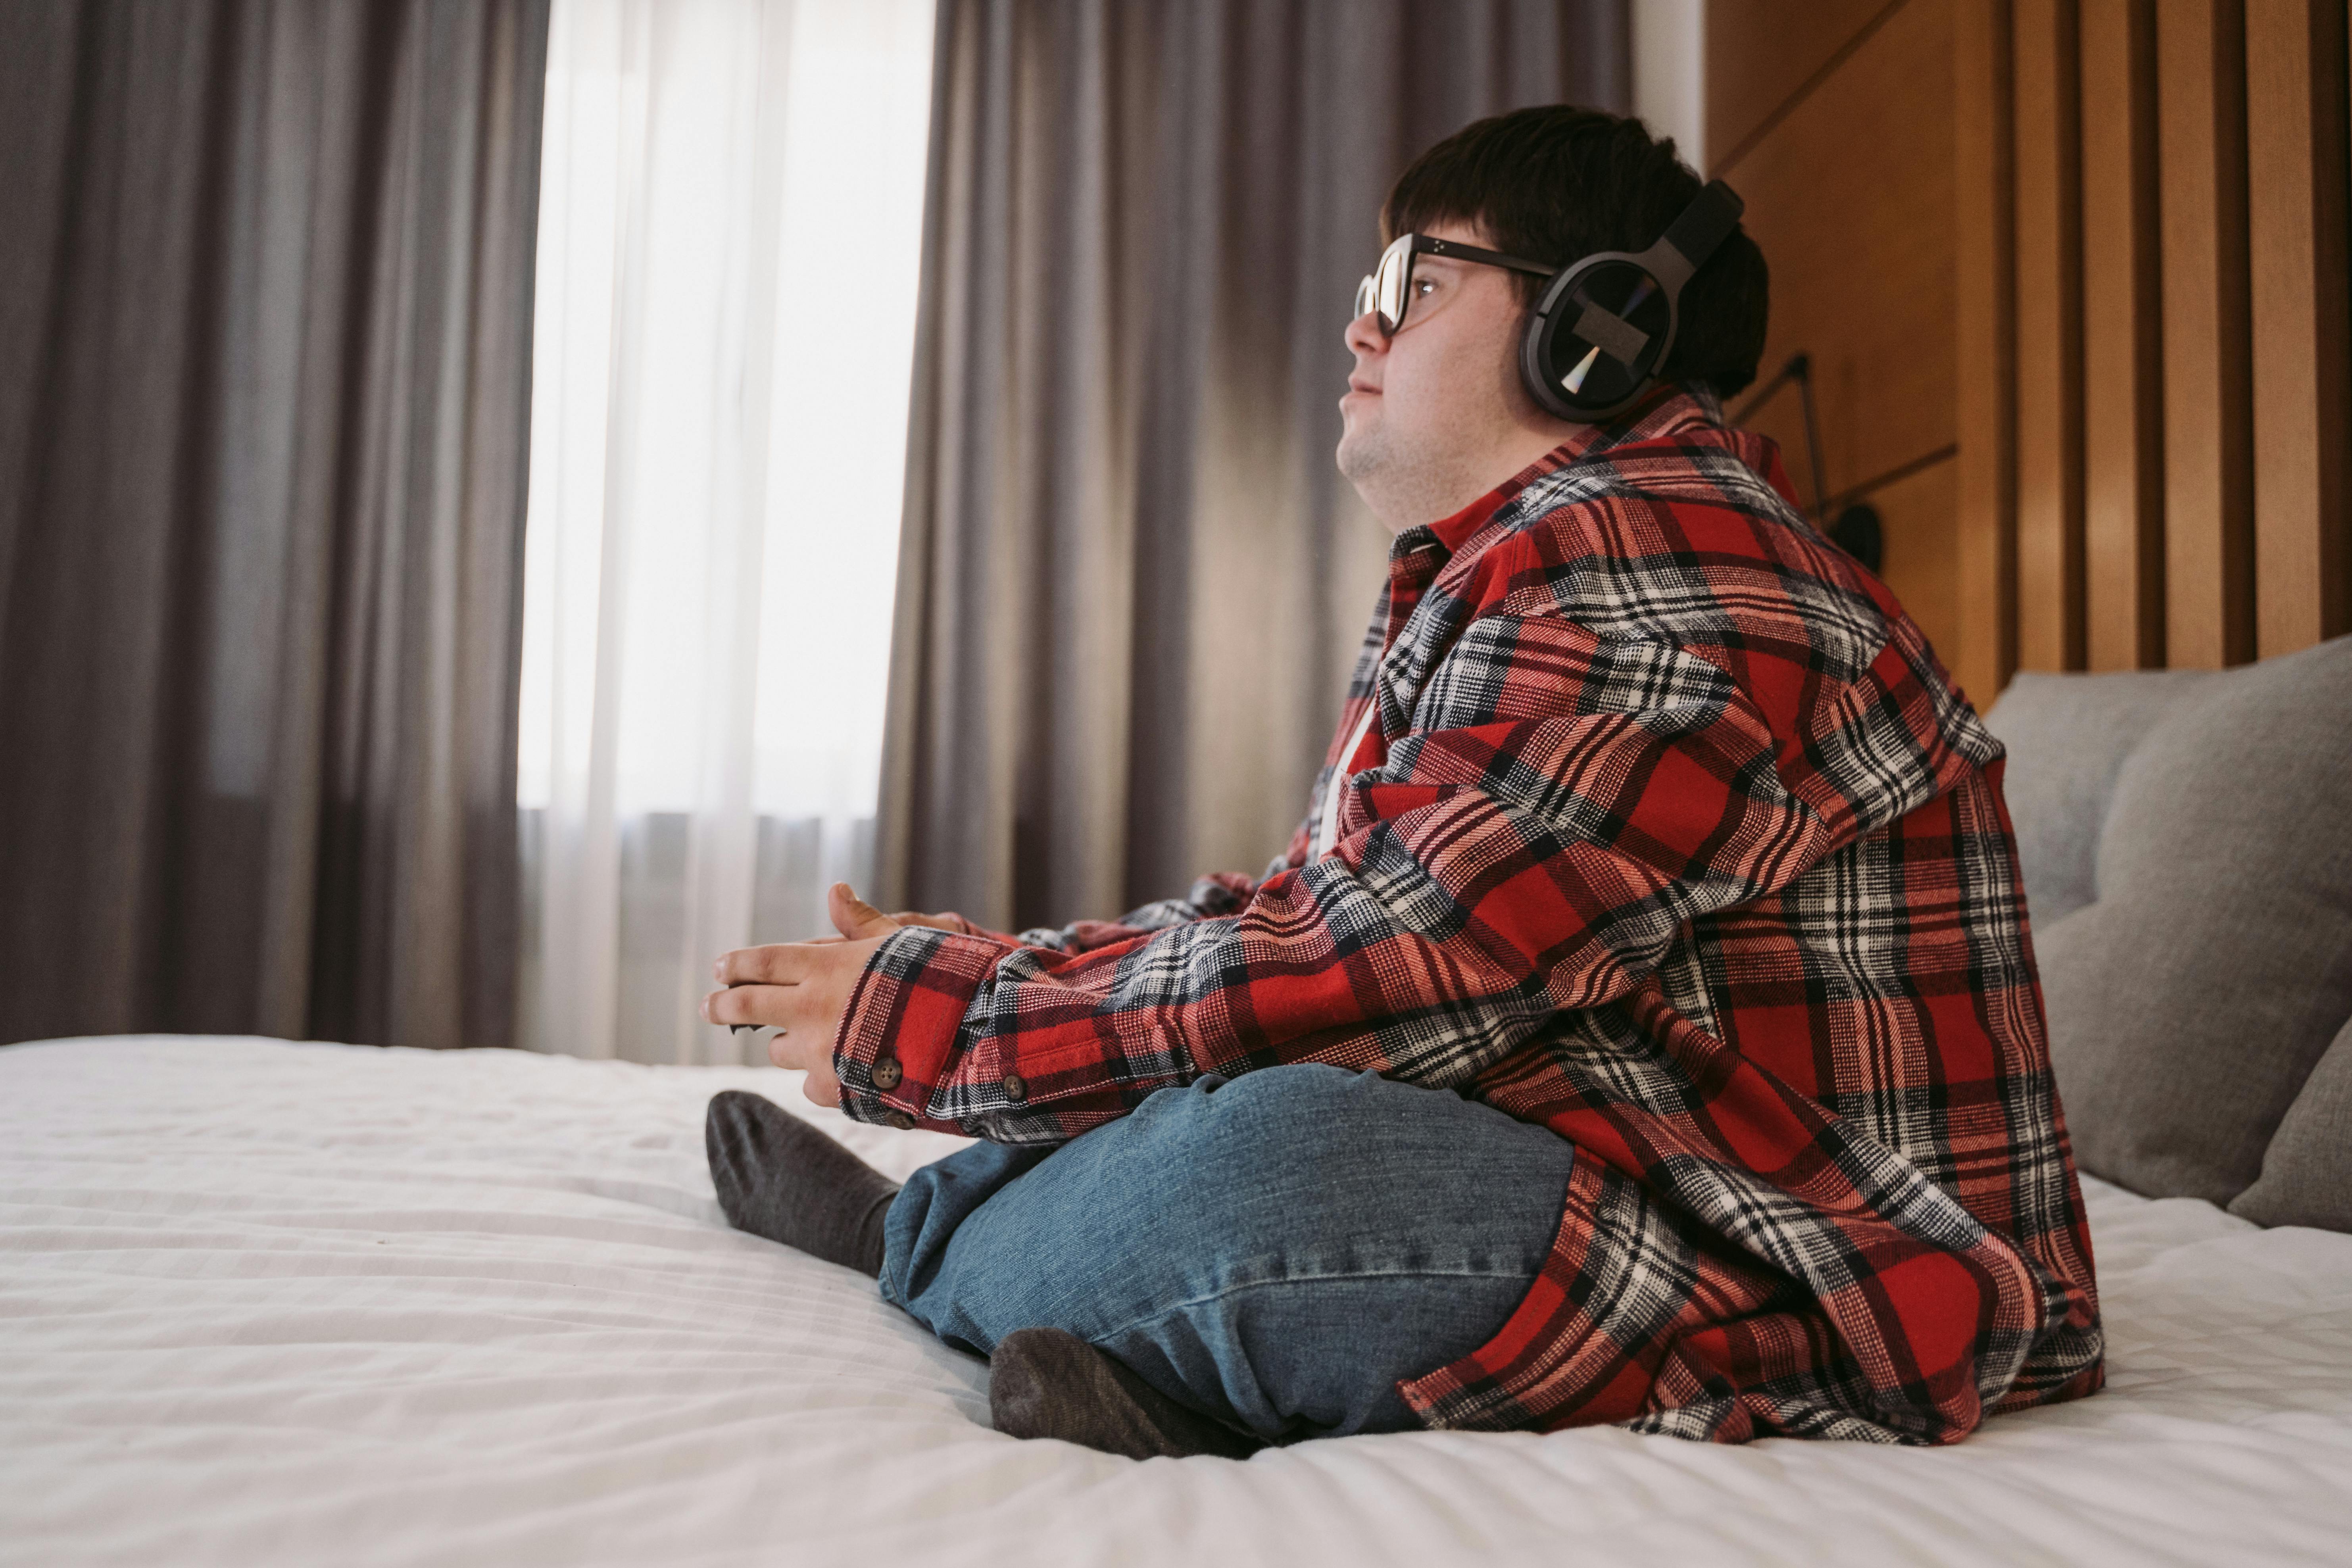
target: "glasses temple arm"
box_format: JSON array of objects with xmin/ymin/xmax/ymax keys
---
[{"xmin": 1414, "ymin": 236, "xmax": 1557, "ymax": 280}]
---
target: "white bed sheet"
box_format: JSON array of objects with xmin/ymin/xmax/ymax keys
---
[{"xmin": 2, "ymin": 1036, "xmax": 2348, "ymax": 1568}]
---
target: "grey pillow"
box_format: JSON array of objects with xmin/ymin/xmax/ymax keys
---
[
  {"xmin": 1987, "ymin": 667, "xmax": 2219, "ymax": 922},
  {"xmin": 2231, "ymin": 1015, "xmax": 2352, "ymax": 1230},
  {"xmin": 2016, "ymin": 636, "xmax": 2352, "ymax": 1206}
]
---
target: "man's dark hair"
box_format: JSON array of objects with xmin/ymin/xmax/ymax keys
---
[{"xmin": 1383, "ymin": 105, "xmax": 1769, "ymax": 400}]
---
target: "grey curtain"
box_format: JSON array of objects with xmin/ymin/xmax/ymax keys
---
[
  {"xmin": 0, "ymin": 0, "xmax": 548, "ymax": 1048},
  {"xmin": 878, "ymin": 0, "xmax": 1629, "ymax": 930}
]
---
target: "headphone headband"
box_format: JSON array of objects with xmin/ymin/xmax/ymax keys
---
[{"xmin": 1653, "ymin": 180, "xmax": 1745, "ymax": 288}]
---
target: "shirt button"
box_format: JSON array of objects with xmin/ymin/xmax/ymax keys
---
[
  {"xmin": 884, "ymin": 1111, "xmax": 915, "ymax": 1130},
  {"xmin": 1002, "ymin": 1072, "xmax": 1026, "ymax": 1102},
  {"xmin": 870, "ymin": 1057, "xmax": 902, "ymax": 1090}
]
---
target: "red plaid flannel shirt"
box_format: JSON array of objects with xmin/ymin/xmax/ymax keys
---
[{"xmin": 835, "ymin": 390, "xmax": 2104, "ymax": 1444}]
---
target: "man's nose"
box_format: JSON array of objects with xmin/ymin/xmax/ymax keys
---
[{"xmin": 1343, "ymin": 307, "xmax": 1386, "ymax": 358}]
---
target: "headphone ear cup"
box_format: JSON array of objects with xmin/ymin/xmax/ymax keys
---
[
  {"xmin": 1520, "ymin": 268, "xmax": 1583, "ymax": 421},
  {"xmin": 1519, "ymin": 288, "xmax": 1579, "ymax": 423},
  {"xmin": 1521, "ymin": 259, "xmax": 1677, "ymax": 422}
]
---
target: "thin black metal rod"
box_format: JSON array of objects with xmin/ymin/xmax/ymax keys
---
[
  {"xmin": 1727, "ymin": 352, "xmax": 1802, "ymax": 425},
  {"xmin": 1728, "ymin": 352, "xmax": 1830, "ymax": 523},
  {"xmin": 1793, "ymin": 357, "xmax": 1831, "ymax": 525}
]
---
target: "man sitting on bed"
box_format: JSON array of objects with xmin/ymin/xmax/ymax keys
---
[{"xmin": 699, "ymin": 104, "xmax": 2105, "ymax": 1458}]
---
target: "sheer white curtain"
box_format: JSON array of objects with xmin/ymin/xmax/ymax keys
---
[{"xmin": 517, "ymin": 0, "xmax": 935, "ymax": 1063}]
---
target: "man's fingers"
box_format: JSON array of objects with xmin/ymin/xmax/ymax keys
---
[
  {"xmin": 766, "ymin": 1027, "xmax": 831, "ymax": 1077},
  {"xmin": 707, "ymin": 934, "xmax": 881, "ymax": 1076},
  {"xmin": 796, "ymin": 1058, "xmax": 843, "ymax": 1107},
  {"xmin": 702, "ymin": 983, "xmax": 761, "ymax": 1028},
  {"xmin": 828, "ymin": 882, "xmax": 901, "ymax": 940},
  {"xmin": 713, "ymin": 944, "xmax": 819, "ymax": 987},
  {"xmin": 702, "ymin": 981, "xmax": 821, "ymax": 1030}
]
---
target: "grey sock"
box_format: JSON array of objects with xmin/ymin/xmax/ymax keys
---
[
  {"xmin": 988, "ymin": 1327, "xmax": 1262, "ymax": 1460},
  {"xmin": 705, "ymin": 1090, "xmax": 898, "ymax": 1276}
]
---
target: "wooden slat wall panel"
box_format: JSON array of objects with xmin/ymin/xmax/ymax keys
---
[
  {"xmin": 1704, "ymin": 0, "xmax": 1900, "ymax": 171},
  {"xmin": 1956, "ymin": 0, "xmax": 2018, "ymax": 704},
  {"xmin": 2246, "ymin": 0, "xmax": 2352, "ymax": 654},
  {"xmin": 2012, "ymin": 0, "xmax": 2086, "ymax": 671},
  {"xmin": 2078, "ymin": 0, "xmax": 2165, "ymax": 669},
  {"xmin": 1868, "ymin": 455, "xmax": 1962, "ymax": 659},
  {"xmin": 1720, "ymin": 0, "xmax": 1957, "ymax": 512},
  {"xmin": 2156, "ymin": 0, "xmax": 2255, "ymax": 668},
  {"xmin": 1724, "ymin": 0, "xmax": 2349, "ymax": 697}
]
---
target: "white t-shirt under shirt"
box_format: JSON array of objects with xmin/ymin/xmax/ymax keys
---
[{"xmin": 1311, "ymin": 699, "xmax": 1380, "ymax": 862}]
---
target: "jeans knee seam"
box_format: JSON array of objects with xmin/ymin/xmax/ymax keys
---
[{"xmin": 1090, "ymin": 1266, "xmax": 1535, "ymax": 1347}]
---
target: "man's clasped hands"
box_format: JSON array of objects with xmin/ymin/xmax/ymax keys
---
[{"xmin": 700, "ymin": 883, "xmax": 965, "ymax": 1107}]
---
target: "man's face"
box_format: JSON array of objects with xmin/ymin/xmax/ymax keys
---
[{"xmin": 1335, "ymin": 219, "xmax": 1535, "ymax": 521}]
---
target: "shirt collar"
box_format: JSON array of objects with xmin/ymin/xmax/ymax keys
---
[
  {"xmin": 1390, "ymin": 386, "xmax": 1723, "ymax": 565},
  {"xmin": 1390, "ymin": 453, "xmax": 1551, "ymax": 566},
  {"xmin": 1422, "ymin": 484, "xmax": 1514, "ymax": 556}
]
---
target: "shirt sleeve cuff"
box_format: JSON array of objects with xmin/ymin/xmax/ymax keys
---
[{"xmin": 831, "ymin": 925, "xmax": 1008, "ymax": 1133}]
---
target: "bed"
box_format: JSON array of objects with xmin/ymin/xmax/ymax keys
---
[{"xmin": 5, "ymin": 1033, "xmax": 2350, "ymax": 1568}]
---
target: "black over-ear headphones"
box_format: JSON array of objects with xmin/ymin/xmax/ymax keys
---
[{"xmin": 1518, "ymin": 179, "xmax": 1745, "ymax": 423}]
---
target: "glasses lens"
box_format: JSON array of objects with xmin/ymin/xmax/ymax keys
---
[
  {"xmin": 1374, "ymin": 236, "xmax": 1414, "ymax": 334},
  {"xmin": 1354, "ymin": 275, "xmax": 1376, "ymax": 322}
]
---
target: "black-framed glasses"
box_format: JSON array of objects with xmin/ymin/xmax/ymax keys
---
[{"xmin": 1353, "ymin": 233, "xmax": 1555, "ymax": 336}]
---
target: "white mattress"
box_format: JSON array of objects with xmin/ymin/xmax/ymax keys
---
[{"xmin": 3, "ymin": 1037, "xmax": 2348, "ymax": 1568}]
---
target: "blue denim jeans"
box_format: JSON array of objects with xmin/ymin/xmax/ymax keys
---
[{"xmin": 878, "ymin": 1064, "xmax": 1575, "ymax": 1441}]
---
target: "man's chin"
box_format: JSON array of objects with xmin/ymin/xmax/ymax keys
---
[{"xmin": 1335, "ymin": 426, "xmax": 1384, "ymax": 486}]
